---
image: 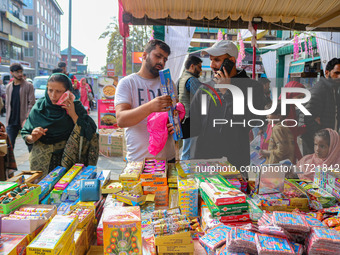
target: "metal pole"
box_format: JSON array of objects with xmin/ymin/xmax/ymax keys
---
[
  {"xmin": 131, "ymin": 36, "xmax": 134, "ymax": 73},
  {"xmin": 252, "ymin": 23, "xmax": 257, "ymax": 80},
  {"xmin": 67, "ymin": 0, "xmax": 72, "ymax": 73},
  {"xmin": 123, "ymin": 36, "xmax": 126, "ymax": 76}
]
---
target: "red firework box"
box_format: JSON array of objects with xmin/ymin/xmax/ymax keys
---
[
  {"xmin": 103, "ymin": 206, "xmax": 142, "ymax": 255},
  {"xmin": 218, "ymin": 212, "xmax": 251, "ymax": 223}
]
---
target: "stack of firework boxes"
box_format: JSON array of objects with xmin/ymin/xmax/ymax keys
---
[
  {"xmin": 141, "ymin": 158, "xmax": 169, "ymax": 208},
  {"xmin": 178, "ymin": 177, "xmax": 199, "ymax": 217},
  {"xmin": 168, "ymin": 163, "xmax": 178, "ymax": 208},
  {"xmin": 197, "ymin": 174, "xmax": 250, "ymax": 225},
  {"xmin": 119, "ymin": 161, "xmax": 144, "ymax": 196}
]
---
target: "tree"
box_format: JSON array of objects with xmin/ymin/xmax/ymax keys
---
[{"xmin": 99, "ymin": 18, "xmax": 152, "ymax": 76}]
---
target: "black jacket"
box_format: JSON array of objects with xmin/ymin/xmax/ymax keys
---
[
  {"xmin": 190, "ymin": 69, "xmax": 264, "ymax": 173},
  {"xmin": 301, "ymin": 77, "xmax": 340, "ymax": 147}
]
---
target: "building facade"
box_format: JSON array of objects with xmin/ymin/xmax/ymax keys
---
[
  {"xmin": 23, "ymin": 0, "xmax": 63, "ymax": 76},
  {"xmin": 60, "ymin": 46, "xmax": 87, "ymax": 74},
  {"xmin": 0, "ymin": 0, "xmax": 32, "ymax": 76}
]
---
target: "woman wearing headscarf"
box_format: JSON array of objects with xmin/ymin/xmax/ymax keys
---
[
  {"xmin": 21, "ymin": 73, "xmax": 98, "ymax": 177},
  {"xmin": 79, "ymin": 78, "xmax": 92, "ymax": 114},
  {"xmin": 297, "ymin": 129, "xmax": 340, "ymax": 181}
]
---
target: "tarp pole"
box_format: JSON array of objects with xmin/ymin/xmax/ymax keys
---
[
  {"xmin": 123, "ymin": 37, "xmax": 127, "ymax": 76},
  {"xmin": 252, "ymin": 24, "xmax": 257, "ymax": 80}
]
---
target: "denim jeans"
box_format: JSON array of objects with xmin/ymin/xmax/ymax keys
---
[
  {"xmin": 181, "ymin": 137, "xmax": 192, "ymax": 160},
  {"xmin": 6, "ymin": 124, "xmax": 21, "ymax": 149}
]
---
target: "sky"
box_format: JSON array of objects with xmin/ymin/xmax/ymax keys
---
[{"xmin": 57, "ymin": 0, "xmax": 119, "ymax": 73}]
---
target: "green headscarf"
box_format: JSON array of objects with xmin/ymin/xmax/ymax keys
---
[{"xmin": 21, "ymin": 73, "xmax": 97, "ymax": 144}]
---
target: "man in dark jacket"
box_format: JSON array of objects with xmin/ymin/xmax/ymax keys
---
[
  {"xmin": 190, "ymin": 40, "xmax": 264, "ymax": 177},
  {"xmin": 302, "ymin": 58, "xmax": 340, "ymax": 155}
]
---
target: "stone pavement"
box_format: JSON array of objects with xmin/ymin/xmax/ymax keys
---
[{"xmin": 0, "ymin": 109, "xmax": 126, "ymax": 180}]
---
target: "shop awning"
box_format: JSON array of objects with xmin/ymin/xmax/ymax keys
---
[
  {"xmin": 289, "ymin": 57, "xmax": 321, "ymax": 74},
  {"xmin": 119, "ymin": 0, "xmax": 340, "ymax": 31}
]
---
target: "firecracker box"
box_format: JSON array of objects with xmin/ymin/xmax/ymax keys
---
[
  {"xmin": 140, "ymin": 177, "xmax": 167, "ymax": 186},
  {"xmin": 37, "ymin": 166, "xmax": 67, "ymax": 201},
  {"xmin": 143, "ymin": 185, "xmax": 169, "ymax": 207},
  {"xmin": 154, "ymin": 231, "xmax": 192, "ymax": 246},
  {"xmin": 218, "ymin": 212, "xmax": 250, "ymax": 223},
  {"xmin": 178, "ymin": 178, "xmax": 198, "ymax": 217},
  {"xmin": 86, "ymin": 246, "xmax": 103, "ymax": 255},
  {"xmin": 103, "ymin": 206, "xmax": 142, "ymax": 255},
  {"xmin": 83, "ymin": 215, "xmax": 96, "ymax": 250},
  {"xmin": 99, "ymin": 129, "xmax": 124, "ymax": 157},
  {"xmin": 169, "ymin": 188, "xmax": 178, "ymax": 209},
  {"xmin": 26, "ymin": 215, "xmax": 79, "ymax": 255},
  {"xmin": 119, "ymin": 162, "xmax": 144, "ymax": 181},
  {"xmin": 74, "ymin": 229, "xmax": 87, "ymax": 255},
  {"xmin": 101, "ymin": 181, "xmax": 123, "ymax": 194},
  {"xmin": 0, "ymin": 234, "xmax": 29, "ymax": 255},
  {"xmin": 6, "ymin": 171, "xmax": 43, "ymax": 184},
  {"xmin": 167, "ymin": 163, "xmax": 178, "ymax": 184},
  {"xmin": 157, "ymin": 243, "xmax": 194, "ymax": 253},
  {"xmin": 114, "ymin": 191, "xmax": 147, "ymax": 206},
  {"xmin": 140, "ymin": 158, "xmax": 167, "ymax": 179},
  {"xmin": 0, "ymin": 182, "xmax": 18, "ymax": 196},
  {"xmin": 0, "ymin": 183, "xmax": 41, "ymax": 215},
  {"xmin": 2, "ymin": 204, "xmax": 57, "ymax": 234},
  {"xmin": 121, "ymin": 180, "xmax": 143, "ymax": 195}
]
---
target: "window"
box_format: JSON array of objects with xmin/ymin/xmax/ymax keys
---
[
  {"xmin": 25, "ymin": 16, "xmax": 33, "ymax": 25},
  {"xmin": 23, "ymin": 32, "xmax": 33, "ymax": 41},
  {"xmin": 37, "ymin": 17, "xmax": 40, "ymax": 28},
  {"xmin": 24, "ymin": 48, "xmax": 34, "ymax": 57}
]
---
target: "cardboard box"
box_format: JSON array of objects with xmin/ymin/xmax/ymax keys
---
[
  {"xmin": 103, "ymin": 206, "xmax": 142, "ymax": 255},
  {"xmin": 154, "ymin": 231, "xmax": 192, "ymax": 246},
  {"xmin": 6, "ymin": 171, "xmax": 43, "ymax": 184},
  {"xmin": 2, "ymin": 204, "xmax": 57, "ymax": 234},
  {"xmin": 74, "ymin": 229, "xmax": 87, "ymax": 255},
  {"xmin": 99, "ymin": 129, "xmax": 123, "ymax": 157},
  {"xmin": 0, "ymin": 234, "xmax": 29, "ymax": 255},
  {"xmin": 27, "ymin": 215, "xmax": 79, "ymax": 255},
  {"xmin": 0, "ymin": 183, "xmax": 41, "ymax": 215},
  {"xmin": 121, "ymin": 180, "xmax": 143, "ymax": 195},
  {"xmin": 140, "ymin": 158, "xmax": 167, "ymax": 179},
  {"xmin": 86, "ymin": 246, "xmax": 103, "ymax": 255},
  {"xmin": 157, "ymin": 243, "xmax": 194, "ymax": 253},
  {"xmin": 140, "ymin": 177, "xmax": 167, "ymax": 186},
  {"xmin": 143, "ymin": 185, "xmax": 169, "ymax": 207},
  {"xmin": 0, "ymin": 182, "xmax": 18, "ymax": 196},
  {"xmin": 101, "ymin": 181, "xmax": 123, "ymax": 194},
  {"xmin": 115, "ymin": 191, "xmax": 154, "ymax": 206},
  {"xmin": 37, "ymin": 166, "xmax": 67, "ymax": 201},
  {"xmin": 167, "ymin": 163, "xmax": 178, "ymax": 183},
  {"xmin": 119, "ymin": 162, "xmax": 143, "ymax": 181}
]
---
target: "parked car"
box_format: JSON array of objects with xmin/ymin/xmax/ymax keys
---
[{"xmin": 33, "ymin": 76, "xmax": 49, "ymax": 99}]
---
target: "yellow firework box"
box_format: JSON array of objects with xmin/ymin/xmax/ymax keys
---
[{"xmin": 103, "ymin": 206, "xmax": 142, "ymax": 255}]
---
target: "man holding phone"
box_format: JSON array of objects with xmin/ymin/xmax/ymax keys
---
[{"xmin": 190, "ymin": 40, "xmax": 264, "ymax": 176}]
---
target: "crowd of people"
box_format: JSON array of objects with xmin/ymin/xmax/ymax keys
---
[
  {"xmin": 0, "ymin": 38, "xmax": 338, "ymax": 182},
  {"xmin": 116, "ymin": 39, "xmax": 340, "ymax": 181}
]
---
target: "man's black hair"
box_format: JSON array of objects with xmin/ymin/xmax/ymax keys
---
[
  {"xmin": 144, "ymin": 39, "xmax": 171, "ymax": 55},
  {"xmin": 184, "ymin": 55, "xmax": 202, "ymax": 70},
  {"xmin": 58, "ymin": 61, "xmax": 67, "ymax": 68},
  {"xmin": 326, "ymin": 58, "xmax": 340, "ymax": 72},
  {"xmin": 52, "ymin": 68, "xmax": 64, "ymax": 73},
  {"xmin": 10, "ymin": 63, "xmax": 23, "ymax": 72},
  {"xmin": 314, "ymin": 129, "xmax": 330, "ymax": 146}
]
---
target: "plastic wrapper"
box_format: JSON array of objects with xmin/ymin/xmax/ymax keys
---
[
  {"xmin": 199, "ymin": 224, "xmax": 231, "ymax": 255},
  {"xmin": 272, "ymin": 211, "xmax": 310, "ymax": 233},
  {"xmin": 217, "ymin": 244, "xmax": 249, "ymax": 255},
  {"xmin": 290, "ymin": 242, "xmax": 303, "ymax": 255},
  {"xmin": 306, "ymin": 227, "xmax": 340, "ymax": 255},
  {"xmin": 258, "ymin": 226, "xmax": 293, "ymax": 240},
  {"xmin": 258, "ymin": 212, "xmax": 273, "ymax": 226},
  {"xmin": 255, "ymin": 233, "xmax": 295, "ymax": 255},
  {"xmin": 304, "ymin": 214, "xmax": 327, "ymax": 228},
  {"xmin": 323, "ymin": 217, "xmax": 340, "ymax": 228},
  {"xmin": 226, "ymin": 227, "xmax": 257, "ymax": 254}
]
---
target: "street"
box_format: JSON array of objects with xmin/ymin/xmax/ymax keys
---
[{"xmin": 0, "ymin": 108, "xmax": 126, "ymax": 180}]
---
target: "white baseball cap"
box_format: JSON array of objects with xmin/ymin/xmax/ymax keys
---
[{"xmin": 201, "ymin": 40, "xmax": 238, "ymax": 59}]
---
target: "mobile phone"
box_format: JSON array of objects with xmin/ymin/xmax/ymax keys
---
[{"xmin": 219, "ymin": 58, "xmax": 235, "ymax": 75}]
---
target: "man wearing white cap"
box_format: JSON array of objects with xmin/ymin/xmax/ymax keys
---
[{"xmin": 189, "ymin": 40, "xmax": 264, "ymax": 177}]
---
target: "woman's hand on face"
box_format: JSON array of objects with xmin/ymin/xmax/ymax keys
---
[
  {"xmin": 30, "ymin": 127, "xmax": 48, "ymax": 142},
  {"xmin": 62, "ymin": 99, "xmax": 76, "ymax": 116},
  {"xmin": 0, "ymin": 125, "xmax": 7, "ymax": 139}
]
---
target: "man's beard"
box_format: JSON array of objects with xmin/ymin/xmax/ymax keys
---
[
  {"xmin": 145, "ymin": 57, "xmax": 161, "ymax": 78},
  {"xmin": 12, "ymin": 74, "xmax": 22, "ymax": 81}
]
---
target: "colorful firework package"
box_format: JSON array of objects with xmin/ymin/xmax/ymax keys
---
[
  {"xmin": 272, "ymin": 211, "xmax": 310, "ymax": 233},
  {"xmin": 102, "ymin": 206, "xmax": 142, "ymax": 255},
  {"xmin": 199, "ymin": 224, "xmax": 232, "ymax": 254},
  {"xmin": 255, "ymin": 233, "xmax": 295, "ymax": 255},
  {"xmin": 306, "ymin": 227, "xmax": 340, "ymax": 255},
  {"xmin": 226, "ymin": 227, "xmax": 257, "ymax": 254}
]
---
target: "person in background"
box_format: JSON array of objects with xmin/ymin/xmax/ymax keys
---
[
  {"xmin": 260, "ymin": 103, "xmax": 295, "ymax": 164},
  {"xmin": 58, "ymin": 62, "xmax": 80, "ymax": 100},
  {"xmin": 115, "ymin": 39, "xmax": 175, "ymax": 162},
  {"xmin": 52, "ymin": 68, "xmax": 64, "ymax": 73},
  {"xmin": 79, "ymin": 78, "xmax": 92, "ymax": 114},
  {"xmin": 0, "ymin": 122, "xmax": 17, "ymax": 180},
  {"xmin": 0, "ymin": 79, "xmax": 5, "ymax": 117},
  {"xmin": 297, "ymin": 129, "xmax": 340, "ymax": 181},
  {"xmin": 23, "ymin": 73, "xmax": 27, "ymax": 80},
  {"xmin": 21, "ymin": 73, "xmax": 98, "ymax": 177},
  {"xmin": 258, "ymin": 77, "xmax": 272, "ymax": 106},
  {"xmin": 177, "ymin": 55, "xmax": 202, "ymax": 160},
  {"xmin": 302, "ymin": 58, "xmax": 340, "ymax": 155},
  {"xmin": 6, "ymin": 63, "xmax": 35, "ymax": 148}
]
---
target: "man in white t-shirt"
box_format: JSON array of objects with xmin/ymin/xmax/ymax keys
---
[{"xmin": 115, "ymin": 39, "xmax": 175, "ymax": 162}]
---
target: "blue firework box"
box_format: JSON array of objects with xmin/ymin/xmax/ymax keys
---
[
  {"xmin": 61, "ymin": 166, "xmax": 97, "ymax": 202},
  {"xmin": 159, "ymin": 68, "xmax": 183, "ymax": 141},
  {"xmin": 38, "ymin": 166, "xmax": 67, "ymax": 201}
]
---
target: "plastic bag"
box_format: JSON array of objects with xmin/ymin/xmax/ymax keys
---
[{"xmin": 147, "ymin": 103, "xmax": 185, "ymax": 155}]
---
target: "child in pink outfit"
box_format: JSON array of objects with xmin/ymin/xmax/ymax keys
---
[{"xmin": 79, "ymin": 78, "xmax": 92, "ymax": 114}]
